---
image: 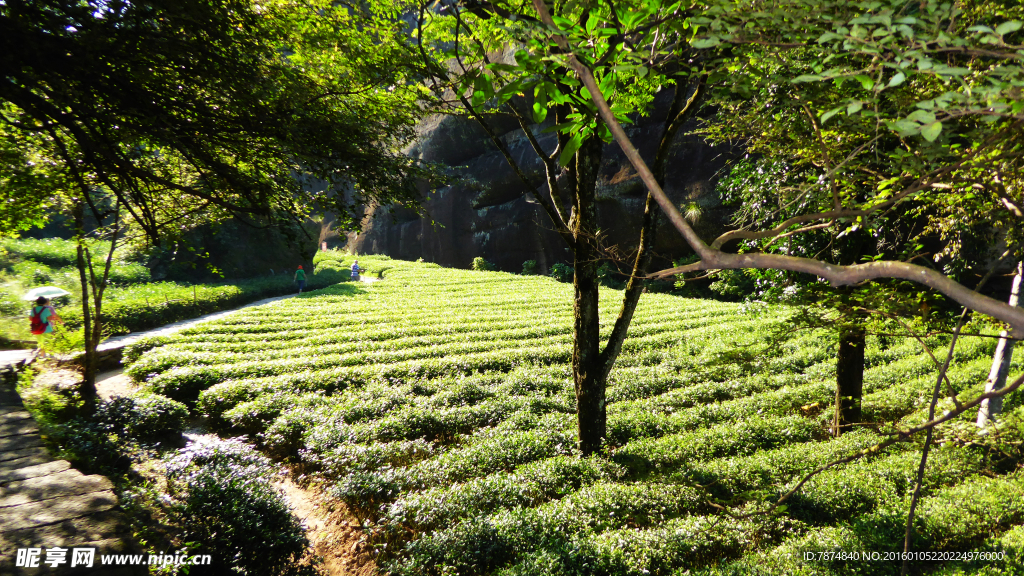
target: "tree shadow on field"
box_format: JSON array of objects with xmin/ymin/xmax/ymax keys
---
[{"xmin": 301, "ymin": 281, "xmax": 368, "ymax": 299}]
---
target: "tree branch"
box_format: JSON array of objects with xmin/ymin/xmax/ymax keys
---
[{"xmin": 528, "ymin": 0, "xmax": 1024, "ymax": 336}]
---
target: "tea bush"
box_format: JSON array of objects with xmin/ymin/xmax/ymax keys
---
[
  {"xmin": 472, "ymin": 256, "xmax": 497, "ymax": 271},
  {"xmin": 164, "ymin": 440, "xmax": 308, "ymax": 575},
  {"xmin": 94, "ymin": 392, "xmax": 188, "ymax": 442},
  {"xmin": 549, "ymin": 262, "xmax": 573, "ymax": 282},
  {"xmin": 123, "ymin": 259, "xmax": 1024, "ymax": 575}
]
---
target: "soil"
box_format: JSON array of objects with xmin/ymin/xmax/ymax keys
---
[
  {"xmin": 276, "ymin": 478, "xmax": 380, "ymax": 576},
  {"xmin": 95, "ymin": 368, "xmax": 136, "ymax": 400}
]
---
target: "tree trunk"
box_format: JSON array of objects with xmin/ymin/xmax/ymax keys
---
[
  {"xmin": 459, "ymin": 77, "xmax": 701, "ymax": 456},
  {"xmin": 72, "ymin": 203, "xmax": 98, "ymax": 399},
  {"xmin": 834, "ymin": 325, "xmax": 865, "ymax": 435},
  {"xmin": 572, "ymin": 135, "xmax": 606, "ymax": 456},
  {"xmin": 978, "ymin": 261, "xmax": 1023, "ymax": 426}
]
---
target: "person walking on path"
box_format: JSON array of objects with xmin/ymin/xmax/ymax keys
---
[
  {"xmin": 29, "ymin": 296, "xmax": 63, "ymax": 356},
  {"xmin": 351, "ymin": 260, "xmax": 360, "ymax": 281},
  {"xmin": 294, "ymin": 265, "xmax": 307, "ymax": 294}
]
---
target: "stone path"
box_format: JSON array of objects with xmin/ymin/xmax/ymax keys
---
[
  {"xmin": 0, "ymin": 352, "xmax": 32, "ymax": 375},
  {"xmin": 0, "ymin": 360, "xmax": 143, "ymax": 575}
]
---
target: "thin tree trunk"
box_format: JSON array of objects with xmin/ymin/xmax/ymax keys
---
[
  {"xmin": 453, "ymin": 64, "xmax": 704, "ymax": 455},
  {"xmin": 72, "ymin": 203, "xmax": 98, "ymax": 399},
  {"xmin": 977, "ymin": 261, "xmax": 1023, "ymax": 426},
  {"xmin": 573, "ymin": 136, "xmax": 605, "ymax": 456},
  {"xmin": 903, "ymin": 309, "xmax": 970, "ymax": 576},
  {"xmin": 834, "ymin": 324, "xmax": 865, "ymax": 436}
]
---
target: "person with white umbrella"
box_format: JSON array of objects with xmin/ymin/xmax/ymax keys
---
[{"xmin": 23, "ymin": 287, "xmax": 68, "ymax": 356}]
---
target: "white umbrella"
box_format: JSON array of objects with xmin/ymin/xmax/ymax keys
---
[{"xmin": 21, "ymin": 286, "xmax": 72, "ymax": 301}]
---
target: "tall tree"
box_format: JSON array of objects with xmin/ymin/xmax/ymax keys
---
[
  {"xmin": 545, "ymin": 0, "xmax": 1024, "ymax": 328},
  {"xmin": 413, "ymin": 0, "xmax": 704, "ymax": 455},
  {"xmin": 0, "ymin": 0, "xmax": 434, "ymax": 391}
]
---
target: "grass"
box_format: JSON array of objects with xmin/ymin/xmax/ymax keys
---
[
  {"xmin": 121, "ymin": 259, "xmax": 1024, "ymax": 576},
  {"xmin": 0, "ymin": 239, "xmax": 370, "ymax": 348}
]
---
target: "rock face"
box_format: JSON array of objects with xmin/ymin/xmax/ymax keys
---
[{"xmin": 352, "ymin": 90, "xmax": 738, "ymax": 273}]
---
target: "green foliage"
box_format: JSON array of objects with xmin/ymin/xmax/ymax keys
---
[
  {"xmin": 93, "ymin": 393, "xmax": 188, "ymax": 442},
  {"xmin": 708, "ymin": 269, "xmax": 757, "ymax": 299},
  {"xmin": 0, "ymin": 237, "xmax": 129, "ymax": 268},
  {"xmin": 472, "ymin": 257, "xmax": 497, "ymax": 271},
  {"xmin": 550, "ymin": 263, "xmax": 574, "ymax": 283},
  {"xmin": 521, "ymin": 260, "xmax": 539, "ymax": 275},
  {"xmin": 18, "ymin": 372, "xmax": 186, "ymax": 475},
  {"xmin": 62, "ymin": 268, "xmax": 352, "ymax": 336},
  {"xmin": 0, "ymin": 238, "xmax": 359, "ymax": 347},
  {"xmin": 164, "ymin": 440, "xmax": 308, "ymax": 575},
  {"xmin": 0, "ymin": 0, "xmax": 435, "ymax": 239}
]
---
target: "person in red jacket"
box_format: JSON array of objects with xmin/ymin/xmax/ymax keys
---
[{"xmin": 29, "ymin": 296, "xmax": 63, "ymax": 356}]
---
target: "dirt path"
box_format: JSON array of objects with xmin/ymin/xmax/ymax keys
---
[
  {"xmin": 95, "ymin": 369, "xmax": 134, "ymax": 401},
  {"xmin": 276, "ymin": 478, "xmax": 378, "ymax": 576}
]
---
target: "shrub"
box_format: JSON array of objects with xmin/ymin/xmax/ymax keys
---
[
  {"xmin": 62, "ymin": 269, "xmax": 352, "ymax": 335},
  {"xmin": 521, "ymin": 260, "xmax": 539, "ymax": 275},
  {"xmin": 164, "ymin": 440, "xmax": 308, "ymax": 575},
  {"xmin": 123, "ymin": 257, "xmax": 1024, "ymax": 575},
  {"xmin": 549, "ymin": 262, "xmax": 573, "ymax": 282},
  {"xmin": 708, "ymin": 269, "xmax": 756, "ymax": 299},
  {"xmin": 41, "ymin": 325, "xmax": 87, "ymax": 355},
  {"xmin": 472, "ymin": 256, "xmax": 496, "ymax": 271},
  {"xmin": 94, "ymin": 392, "xmax": 188, "ymax": 442},
  {"xmin": 383, "ymin": 455, "xmax": 623, "ymax": 531}
]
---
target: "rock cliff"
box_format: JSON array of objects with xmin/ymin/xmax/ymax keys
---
[{"xmin": 351, "ymin": 90, "xmax": 737, "ymax": 273}]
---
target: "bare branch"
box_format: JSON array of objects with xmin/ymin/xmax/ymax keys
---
[{"xmin": 504, "ymin": 100, "xmax": 571, "ymax": 228}]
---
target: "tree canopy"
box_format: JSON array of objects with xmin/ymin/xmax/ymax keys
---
[{"xmin": 0, "ymin": 0, "xmax": 432, "ymax": 238}]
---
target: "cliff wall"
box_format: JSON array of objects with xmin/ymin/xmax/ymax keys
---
[{"xmin": 352, "ymin": 91, "xmax": 737, "ymax": 273}]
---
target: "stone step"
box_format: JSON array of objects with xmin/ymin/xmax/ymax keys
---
[
  {"xmin": 0, "ymin": 434, "xmax": 43, "ymax": 453},
  {"xmin": 0, "ymin": 447, "xmax": 50, "ymax": 464},
  {"xmin": 0, "ymin": 470, "xmax": 113, "ymax": 507},
  {"xmin": 0, "ymin": 418, "xmax": 38, "ymax": 438},
  {"xmin": 0, "ymin": 460, "xmax": 71, "ymax": 484},
  {"xmin": 0, "ymin": 391, "xmax": 23, "ymax": 409},
  {"xmin": 0, "ymin": 490, "xmax": 118, "ymax": 532},
  {"xmin": 0, "ymin": 410, "xmax": 31, "ymax": 422},
  {"xmin": 0, "ymin": 512, "xmax": 145, "ymax": 575},
  {"xmin": 0, "ymin": 511, "xmax": 126, "ymax": 554}
]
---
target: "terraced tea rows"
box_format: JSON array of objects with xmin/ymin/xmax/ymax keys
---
[{"xmin": 124, "ymin": 257, "xmax": 1024, "ymax": 575}]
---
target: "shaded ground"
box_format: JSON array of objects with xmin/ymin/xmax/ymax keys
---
[{"xmin": 0, "ymin": 368, "xmax": 143, "ymax": 575}]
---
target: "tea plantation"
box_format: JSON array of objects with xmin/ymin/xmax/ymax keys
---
[{"xmin": 122, "ymin": 258, "xmax": 1024, "ymax": 575}]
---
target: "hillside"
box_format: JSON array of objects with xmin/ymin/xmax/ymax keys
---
[{"xmin": 122, "ymin": 258, "xmax": 1024, "ymax": 576}]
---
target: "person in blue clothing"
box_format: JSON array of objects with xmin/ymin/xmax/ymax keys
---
[
  {"xmin": 294, "ymin": 265, "xmax": 307, "ymax": 293},
  {"xmin": 29, "ymin": 296, "xmax": 63, "ymax": 356},
  {"xmin": 351, "ymin": 260, "xmax": 360, "ymax": 281}
]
